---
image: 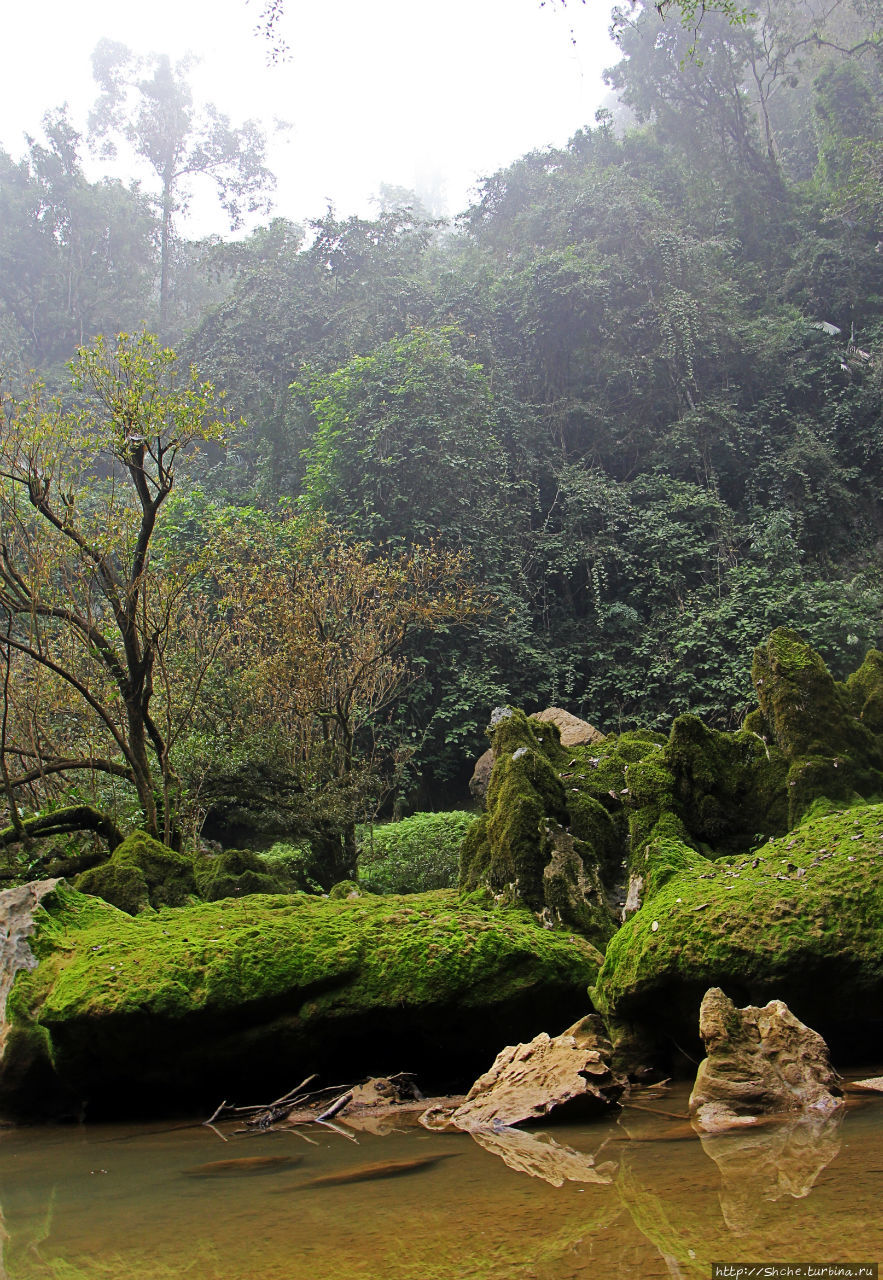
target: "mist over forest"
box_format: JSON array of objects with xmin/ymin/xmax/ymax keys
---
[{"xmin": 1, "ymin": 0, "xmax": 881, "ymax": 841}]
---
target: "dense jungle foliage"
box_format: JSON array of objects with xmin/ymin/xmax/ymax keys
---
[{"xmin": 1, "ymin": 0, "xmax": 882, "ymax": 869}]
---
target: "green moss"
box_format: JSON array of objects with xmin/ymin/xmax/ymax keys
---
[
  {"xmin": 327, "ymin": 879, "xmax": 364, "ymax": 899},
  {"xmin": 592, "ymin": 802, "xmax": 883, "ymax": 1052},
  {"xmin": 0, "ymin": 883, "xmax": 604, "ymax": 1115},
  {"xmin": 460, "ymin": 710, "xmax": 569, "ymax": 909},
  {"xmin": 664, "ymin": 716, "xmax": 788, "ymax": 852},
  {"xmin": 75, "ymin": 831, "xmax": 197, "ymax": 912},
  {"xmin": 458, "ymin": 710, "xmax": 622, "ymax": 941},
  {"xmin": 844, "ymin": 649, "xmax": 883, "ymax": 734},
  {"xmin": 74, "ymin": 862, "xmax": 150, "ymax": 916},
  {"xmin": 193, "ymin": 848, "xmax": 288, "ymax": 902},
  {"xmin": 751, "ymin": 631, "xmax": 883, "ymax": 822}
]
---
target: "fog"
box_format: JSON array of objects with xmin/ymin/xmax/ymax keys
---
[{"xmin": 2, "ymin": 0, "xmax": 617, "ymax": 234}]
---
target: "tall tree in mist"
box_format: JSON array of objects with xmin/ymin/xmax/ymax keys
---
[{"xmin": 89, "ymin": 40, "xmax": 275, "ymax": 333}]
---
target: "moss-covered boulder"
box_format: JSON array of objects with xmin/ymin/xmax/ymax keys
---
[
  {"xmin": 462, "ymin": 636, "xmax": 883, "ymax": 933},
  {"xmin": 591, "ymin": 803, "xmax": 883, "ymax": 1065},
  {"xmin": 74, "ymin": 831, "xmax": 196, "ymax": 914},
  {"xmin": 193, "ymin": 848, "xmax": 288, "ymax": 902},
  {"xmin": 0, "ymin": 882, "xmax": 604, "ymax": 1118},
  {"xmin": 747, "ymin": 630, "xmax": 883, "ymax": 824}
]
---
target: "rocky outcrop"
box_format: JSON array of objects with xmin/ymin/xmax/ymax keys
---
[
  {"xmin": 747, "ymin": 631, "xmax": 883, "ymax": 825},
  {"xmin": 0, "ymin": 881, "xmax": 60, "ymax": 1060},
  {"xmin": 532, "ymin": 708, "xmax": 604, "ymax": 748},
  {"xmin": 688, "ymin": 988, "xmax": 844, "ymax": 1132},
  {"xmin": 459, "ymin": 708, "xmax": 621, "ymax": 946},
  {"xmin": 0, "ymin": 882, "xmax": 603, "ymax": 1119},
  {"xmin": 420, "ymin": 1014, "xmax": 626, "ymax": 1131},
  {"xmin": 468, "ymin": 748, "xmax": 496, "ymax": 804},
  {"xmin": 74, "ymin": 830, "xmax": 196, "ymax": 914},
  {"xmin": 468, "ymin": 708, "xmax": 603, "ymax": 806},
  {"xmin": 591, "ymin": 803, "xmax": 883, "ymax": 1065}
]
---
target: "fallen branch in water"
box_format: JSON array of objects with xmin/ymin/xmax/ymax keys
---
[{"xmin": 203, "ymin": 1072, "xmax": 423, "ymax": 1135}]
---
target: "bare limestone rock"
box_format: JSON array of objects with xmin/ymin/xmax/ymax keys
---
[
  {"xmin": 420, "ymin": 1014, "xmax": 626, "ymax": 1132},
  {"xmin": 689, "ymin": 987, "xmax": 844, "ymax": 1133},
  {"xmin": 533, "ymin": 707, "xmax": 604, "ymax": 748},
  {"xmin": 0, "ymin": 880, "xmax": 61, "ymax": 1064},
  {"xmin": 468, "ymin": 748, "xmax": 495, "ymax": 805}
]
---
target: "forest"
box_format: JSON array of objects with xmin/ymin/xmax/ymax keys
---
[{"xmin": 0, "ymin": 0, "xmax": 882, "ymax": 891}]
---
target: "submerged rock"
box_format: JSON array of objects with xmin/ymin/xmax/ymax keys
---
[
  {"xmin": 0, "ymin": 882, "xmax": 603, "ymax": 1120},
  {"xmin": 688, "ymin": 988, "xmax": 844, "ymax": 1133},
  {"xmin": 419, "ymin": 1013, "xmax": 626, "ymax": 1131}
]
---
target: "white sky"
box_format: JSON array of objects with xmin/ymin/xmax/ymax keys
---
[{"xmin": 1, "ymin": 0, "xmax": 619, "ymax": 235}]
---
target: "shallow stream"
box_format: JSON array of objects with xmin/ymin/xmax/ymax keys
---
[{"xmin": 1, "ymin": 1079, "xmax": 881, "ymax": 1280}]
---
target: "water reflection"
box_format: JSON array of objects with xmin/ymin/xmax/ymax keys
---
[
  {"xmin": 0, "ymin": 1090, "xmax": 880, "ymax": 1280},
  {"xmin": 698, "ymin": 1112, "xmax": 844, "ymax": 1231},
  {"xmin": 468, "ymin": 1124, "xmax": 617, "ymax": 1187}
]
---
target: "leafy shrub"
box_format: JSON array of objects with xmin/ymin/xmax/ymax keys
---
[{"xmin": 357, "ymin": 811, "xmax": 478, "ymax": 894}]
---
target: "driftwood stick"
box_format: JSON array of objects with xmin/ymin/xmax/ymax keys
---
[
  {"xmin": 266, "ymin": 1074, "xmax": 318, "ymax": 1109},
  {"xmin": 316, "ymin": 1091, "xmax": 353, "ymax": 1122},
  {"xmin": 204, "ymin": 1122, "xmax": 229, "ymax": 1143},
  {"xmin": 204, "ymin": 1099, "xmax": 227, "ymax": 1126}
]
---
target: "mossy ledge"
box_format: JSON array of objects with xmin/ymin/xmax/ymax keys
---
[
  {"xmin": 591, "ymin": 803, "xmax": 883, "ymax": 1065},
  {"xmin": 0, "ymin": 883, "xmax": 602, "ymax": 1119}
]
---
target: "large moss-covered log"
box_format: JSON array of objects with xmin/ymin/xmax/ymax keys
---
[
  {"xmin": 591, "ymin": 803, "xmax": 883, "ymax": 1065},
  {"xmin": 0, "ymin": 882, "xmax": 603, "ymax": 1119}
]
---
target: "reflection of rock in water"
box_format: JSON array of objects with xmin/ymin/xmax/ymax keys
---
[
  {"xmin": 469, "ymin": 1125, "xmax": 617, "ymax": 1187},
  {"xmin": 699, "ymin": 1112, "xmax": 844, "ymax": 1232}
]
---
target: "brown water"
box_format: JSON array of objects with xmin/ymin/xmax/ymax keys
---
[{"xmin": 1, "ymin": 1082, "xmax": 881, "ymax": 1280}]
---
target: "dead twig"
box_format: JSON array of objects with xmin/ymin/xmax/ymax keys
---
[{"xmin": 316, "ymin": 1091, "xmax": 353, "ymax": 1122}]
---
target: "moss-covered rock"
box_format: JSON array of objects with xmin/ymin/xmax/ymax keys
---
[
  {"xmin": 193, "ymin": 848, "xmax": 288, "ymax": 902},
  {"xmin": 591, "ymin": 803, "xmax": 883, "ymax": 1064},
  {"xmin": 75, "ymin": 831, "xmax": 196, "ymax": 914},
  {"xmin": 463, "ymin": 637, "xmax": 883, "ymax": 934},
  {"xmin": 0, "ymin": 882, "xmax": 604, "ymax": 1118},
  {"xmin": 843, "ymin": 648, "xmax": 883, "ymax": 735},
  {"xmin": 750, "ymin": 630, "xmax": 883, "ymax": 824},
  {"xmin": 459, "ymin": 709, "xmax": 619, "ymax": 946}
]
